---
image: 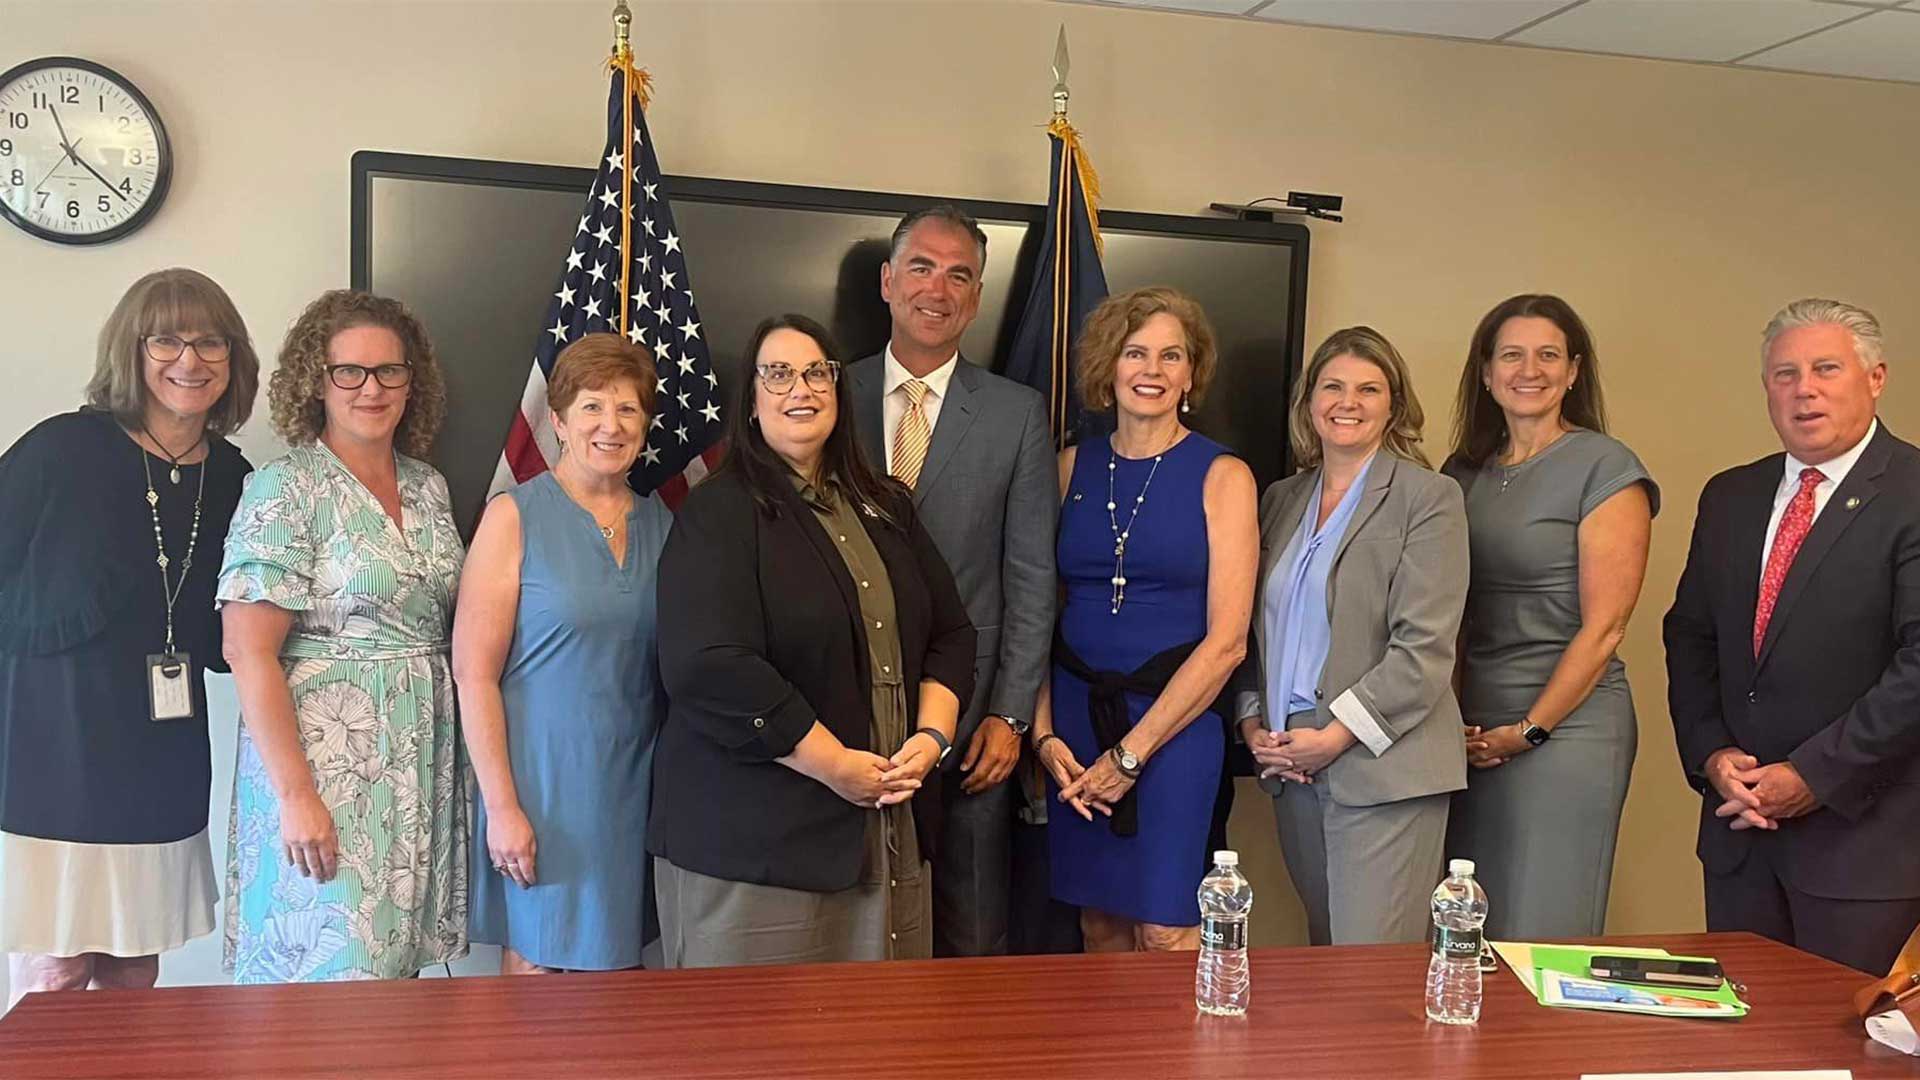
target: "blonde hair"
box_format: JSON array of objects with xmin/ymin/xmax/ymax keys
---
[
  {"xmin": 1289, "ymin": 326, "xmax": 1429, "ymax": 469},
  {"xmin": 1074, "ymin": 287, "xmax": 1218, "ymax": 413},
  {"xmin": 87, "ymin": 268, "xmax": 259, "ymax": 436},
  {"xmin": 268, "ymin": 290, "xmax": 447, "ymax": 457}
]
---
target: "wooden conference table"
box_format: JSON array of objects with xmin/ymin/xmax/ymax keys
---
[{"xmin": 1, "ymin": 932, "xmax": 1913, "ymax": 1078}]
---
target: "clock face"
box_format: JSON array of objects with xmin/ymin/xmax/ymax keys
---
[{"xmin": 0, "ymin": 57, "xmax": 171, "ymax": 245}]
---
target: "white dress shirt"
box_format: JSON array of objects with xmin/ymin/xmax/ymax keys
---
[
  {"xmin": 881, "ymin": 345, "xmax": 960, "ymax": 473},
  {"xmin": 1758, "ymin": 417, "xmax": 1878, "ymax": 586}
]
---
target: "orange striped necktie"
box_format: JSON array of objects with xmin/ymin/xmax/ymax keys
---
[{"xmin": 892, "ymin": 378, "xmax": 932, "ymax": 488}]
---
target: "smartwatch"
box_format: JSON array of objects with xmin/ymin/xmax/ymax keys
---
[{"xmin": 1520, "ymin": 721, "xmax": 1551, "ymax": 747}]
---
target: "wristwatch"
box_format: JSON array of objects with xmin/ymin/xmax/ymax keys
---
[
  {"xmin": 1002, "ymin": 715, "xmax": 1032, "ymax": 737},
  {"xmin": 1520, "ymin": 721, "xmax": 1551, "ymax": 747},
  {"xmin": 1110, "ymin": 744, "xmax": 1143, "ymax": 779}
]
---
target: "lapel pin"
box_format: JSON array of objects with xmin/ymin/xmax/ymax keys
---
[
  {"xmin": 1845, "ymin": 496, "xmax": 1861, "ymax": 510},
  {"xmin": 1072, "ymin": 493, "xmax": 1083, "ymax": 501}
]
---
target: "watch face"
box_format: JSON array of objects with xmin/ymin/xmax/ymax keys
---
[{"xmin": 0, "ymin": 57, "xmax": 172, "ymax": 245}]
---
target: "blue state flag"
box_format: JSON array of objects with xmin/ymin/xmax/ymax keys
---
[{"xmin": 1003, "ymin": 119, "xmax": 1109, "ymax": 448}]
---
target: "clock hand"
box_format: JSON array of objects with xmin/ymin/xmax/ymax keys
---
[
  {"xmin": 29, "ymin": 137, "xmax": 80, "ymax": 194},
  {"xmin": 44, "ymin": 104, "xmax": 127, "ymax": 202}
]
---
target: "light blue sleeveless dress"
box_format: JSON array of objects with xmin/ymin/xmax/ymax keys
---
[{"xmin": 469, "ymin": 472, "xmax": 671, "ymax": 970}]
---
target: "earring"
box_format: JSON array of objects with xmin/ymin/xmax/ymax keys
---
[
  {"xmin": 1180, "ymin": 392, "xmax": 1191, "ymax": 415},
  {"xmin": 748, "ymin": 413, "xmax": 759, "ymax": 426}
]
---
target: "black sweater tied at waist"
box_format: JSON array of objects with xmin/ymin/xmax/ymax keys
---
[{"xmin": 1051, "ymin": 630, "xmax": 1207, "ymax": 838}]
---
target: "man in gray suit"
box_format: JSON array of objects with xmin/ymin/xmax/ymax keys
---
[{"xmin": 847, "ymin": 205, "xmax": 1058, "ymax": 957}]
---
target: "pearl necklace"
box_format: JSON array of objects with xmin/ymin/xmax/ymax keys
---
[{"xmin": 1106, "ymin": 444, "xmax": 1169, "ymax": 615}]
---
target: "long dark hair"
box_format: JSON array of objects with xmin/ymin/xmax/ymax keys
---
[
  {"xmin": 719, "ymin": 314, "xmax": 904, "ymax": 524},
  {"xmin": 1448, "ymin": 293, "xmax": 1609, "ymax": 467}
]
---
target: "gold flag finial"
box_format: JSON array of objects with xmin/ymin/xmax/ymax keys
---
[
  {"xmin": 1051, "ymin": 25, "xmax": 1070, "ymax": 119},
  {"xmin": 612, "ymin": 0, "xmax": 633, "ymax": 64}
]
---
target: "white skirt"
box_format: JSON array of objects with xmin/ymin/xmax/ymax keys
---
[{"xmin": 0, "ymin": 829, "xmax": 216, "ymax": 957}]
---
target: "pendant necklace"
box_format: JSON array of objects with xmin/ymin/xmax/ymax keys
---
[
  {"xmin": 1106, "ymin": 431, "xmax": 1180, "ymax": 615},
  {"xmin": 557, "ymin": 470, "xmax": 622, "ymax": 540},
  {"xmin": 142, "ymin": 423, "xmax": 203, "ymax": 485}
]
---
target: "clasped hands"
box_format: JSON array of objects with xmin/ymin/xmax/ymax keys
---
[
  {"xmin": 1033, "ymin": 736, "xmax": 1132, "ymax": 821},
  {"xmin": 1705, "ymin": 747, "xmax": 1817, "ymax": 831},
  {"xmin": 1238, "ymin": 716, "xmax": 1355, "ymax": 785},
  {"xmin": 828, "ymin": 733, "xmax": 944, "ymax": 809}
]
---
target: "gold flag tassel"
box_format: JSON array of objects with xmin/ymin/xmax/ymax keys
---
[{"xmin": 1045, "ymin": 115, "xmax": 1103, "ymax": 258}]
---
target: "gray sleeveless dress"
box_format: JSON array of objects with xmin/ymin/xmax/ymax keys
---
[{"xmin": 1441, "ymin": 430, "xmax": 1657, "ymax": 939}]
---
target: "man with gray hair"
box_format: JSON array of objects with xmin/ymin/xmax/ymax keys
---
[{"xmin": 1666, "ymin": 297, "xmax": 1920, "ymax": 974}]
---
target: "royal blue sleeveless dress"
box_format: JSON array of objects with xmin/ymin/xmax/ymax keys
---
[
  {"xmin": 469, "ymin": 472, "xmax": 672, "ymax": 969},
  {"xmin": 1048, "ymin": 432, "xmax": 1228, "ymax": 927}
]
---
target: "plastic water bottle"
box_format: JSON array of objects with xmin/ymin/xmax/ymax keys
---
[
  {"xmin": 1425, "ymin": 858, "xmax": 1490, "ymax": 1025},
  {"xmin": 1196, "ymin": 849, "xmax": 1253, "ymax": 1016}
]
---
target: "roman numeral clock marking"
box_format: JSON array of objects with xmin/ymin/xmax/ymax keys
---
[{"xmin": 0, "ymin": 56, "xmax": 172, "ymax": 245}]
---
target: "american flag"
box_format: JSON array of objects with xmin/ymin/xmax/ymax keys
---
[{"xmin": 490, "ymin": 65, "xmax": 723, "ymax": 507}]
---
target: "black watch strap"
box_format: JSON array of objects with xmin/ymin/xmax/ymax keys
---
[
  {"xmin": 913, "ymin": 727, "xmax": 953, "ymax": 763},
  {"xmin": 1521, "ymin": 721, "xmax": 1551, "ymax": 746}
]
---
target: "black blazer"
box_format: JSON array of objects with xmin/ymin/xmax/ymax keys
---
[
  {"xmin": 1664, "ymin": 422, "xmax": 1920, "ymax": 900},
  {"xmin": 649, "ymin": 466, "xmax": 976, "ymax": 892}
]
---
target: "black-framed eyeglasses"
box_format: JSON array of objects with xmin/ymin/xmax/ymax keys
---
[
  {"xmin": 755, "ymin": 361, "xmax": 840, "ymax": 394},
  {"xmin": 326, "ymin": 363, "xmax": 413, "ymax": 390},
  {"xmin": 144, "ymin": 334, "xmax": 231, "ymax": 364}
]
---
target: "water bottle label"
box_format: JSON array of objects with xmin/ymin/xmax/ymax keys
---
[
  {"xmin": 1201, "ymin": 916, "xmax": 1245, "ymax": 952},
  {"xmin": 1432, "ymin": 926, "xmax": 1481, "ymax": 960}
]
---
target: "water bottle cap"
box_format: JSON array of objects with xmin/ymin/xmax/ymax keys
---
[
  {"xmin": 1214, "ymin": 850, "xmax": 1239, "ymax": 867},
  {"xmin": 1449, "ymin": 858, "xmax": 1476, "ymax": 876}
]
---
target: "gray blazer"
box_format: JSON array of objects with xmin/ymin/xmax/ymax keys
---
[
  {"xmin": 1235, "ymin": 453, "xmax": 1470, "ymax": 808},
  {"xmin": 847, "ymin": 353, "xmax": 1058, "ymax": 757}
]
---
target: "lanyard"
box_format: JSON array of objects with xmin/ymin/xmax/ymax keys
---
[{"xmin": 140, "ymin": 443, "xmax": 206, "ymax": 655}]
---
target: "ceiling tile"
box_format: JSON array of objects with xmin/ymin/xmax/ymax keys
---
[
  {"xmin": 1739, "ymin": 8, "xmax": 1920, "ymax": 80},
  {"xmin": 1247, "ymin": 0, "xmax": 1570, "ymax": 40},
  {"xmin": 1510, "ymin": 0, "xmax": 1858, "ymax": 61},
  {"xmin": 1093, "ymin": 0, "xmax": 1264, "ymax": 14}
]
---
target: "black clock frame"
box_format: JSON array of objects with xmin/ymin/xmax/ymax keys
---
[{"xmin": 0, "ymin": 55, "xmax": 173, "ymax": 246}]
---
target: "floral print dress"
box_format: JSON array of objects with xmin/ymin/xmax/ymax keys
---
[{"xmin": 216, "ymin": 443, "xmax": 468, "ymax": 982}]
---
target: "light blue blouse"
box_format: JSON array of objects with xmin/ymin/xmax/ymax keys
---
[{"xmin": 1263, "ymin": 455, "xmax": 1375, "ymax": 725}]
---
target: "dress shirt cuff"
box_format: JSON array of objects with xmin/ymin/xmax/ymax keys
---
[
  {"xmin": 1330, "ymin": 689, "xmax": 1393, "ymax": 757},
  {"xmin": 1235, "ymin": 691, "xmax": 1264, "ymax": 723}
]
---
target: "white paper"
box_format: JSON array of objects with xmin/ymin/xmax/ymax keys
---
[
  {"xmin": 1866, "ymin": 1008, "xmax": 1919, "ymax": 1055},
  {"xmin": 1580, "ymin": 1072, "xmax": 1851, "ymax": 1079}
]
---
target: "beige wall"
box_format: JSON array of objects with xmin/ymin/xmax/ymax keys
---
[{"xmin": 5, "ymin": 0, "xmax": 1918, "ymax": 971}]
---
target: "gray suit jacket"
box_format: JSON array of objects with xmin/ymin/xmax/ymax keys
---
[
  {"xmin": 1234, "ymin": 453, "xmax": 1470, "ymax": 808},
  {"xmin": 848, "ymin": 353, "xmax": 1058, "ymax": 760}
]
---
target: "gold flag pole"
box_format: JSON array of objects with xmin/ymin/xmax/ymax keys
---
[{"xmin": 612, "ymin": 1, "xmax": 637, "ymax": 340}]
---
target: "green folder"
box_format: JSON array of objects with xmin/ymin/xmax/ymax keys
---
[{"xmin": 1490, "ymin": 941, "xmax": 1750, "ymax": 1019}]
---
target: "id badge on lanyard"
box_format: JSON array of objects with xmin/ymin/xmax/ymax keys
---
[{"xmin": 147, "ymin": 652, "xmax": 194, "ymax": 721}]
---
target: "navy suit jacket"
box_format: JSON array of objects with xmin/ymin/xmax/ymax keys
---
[{"xmin": 1664, "ymin": 422, "xmax": 1920, "ymax": 900}]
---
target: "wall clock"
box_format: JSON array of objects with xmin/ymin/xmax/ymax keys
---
[{"xmin": 0, "ymin": 56, "xmax": 172, "ymax": 245}]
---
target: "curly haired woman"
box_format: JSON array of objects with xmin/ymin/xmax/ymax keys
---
[{"xmin": 216, "ymin": 290, "xmax": 468, "ymax": 983}]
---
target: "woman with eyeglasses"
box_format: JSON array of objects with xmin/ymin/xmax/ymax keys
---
[
  {"xmin": 650, "ymin": 314, "xmax": 974, "ymax": 967},
  {"xmin": 0, "ymin": 269, "xmax": 258, "ymax": 1008},
  {"xmin": 217, "ymin": 290, "xmax": 468, "ymax": 983}
]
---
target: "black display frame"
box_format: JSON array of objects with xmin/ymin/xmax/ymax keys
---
[{"xmin": 349, "ymin": 148, "xmax": 1310, "ymax": 408}]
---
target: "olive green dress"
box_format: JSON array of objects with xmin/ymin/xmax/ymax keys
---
[{"xmin": 654, "ymin": 477, "xmax": 930, "ymax": 966}]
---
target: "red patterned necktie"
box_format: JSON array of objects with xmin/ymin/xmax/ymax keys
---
[{"xmin": 1753, "ymin": 466, "xmax": 1826, "ymax": 656}]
